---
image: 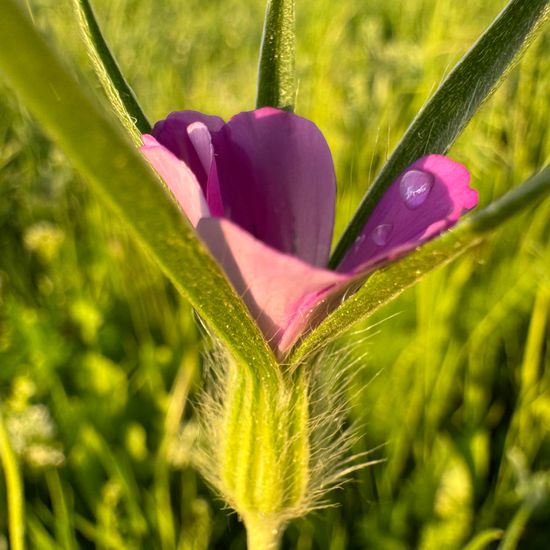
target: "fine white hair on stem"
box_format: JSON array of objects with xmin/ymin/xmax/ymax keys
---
[
  {"xmin": 189, "ymin": 332, "xmax": 387, "ymax": 524},
  {"xmin": 290, "ymin": 309, "xmax": 402, "ymax": 370},
  {"xmin": 298, "ymin": 345, "xmax": 386, "ymax": 512}
]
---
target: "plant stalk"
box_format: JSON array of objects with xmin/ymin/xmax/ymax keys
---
[
  {"xmin": 72, "ymin": 0, "xmax": 151, "ymax": 140},
  {"xmin": 256, "ymin": 0, "xmax": 296, "ymax": 111},
  {"xmin": 245, "ymin": 516, "xmax": 284, "ymax": 550}
]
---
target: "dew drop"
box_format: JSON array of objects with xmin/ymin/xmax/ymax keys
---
[
  {"xmin": 371, "ymin": 223, "xmax": 393, "ymax": 246},
  {"xmin": 399, "ymin": 170, "xmax": 434, "ymax": 209}
]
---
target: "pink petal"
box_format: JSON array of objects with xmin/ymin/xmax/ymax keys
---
[
  {"xmin": 186, "ymin": 122, "xmax": 214, "ymax": 175},
  {"xmin": 337, "ymin": 155, "xmax": 478, "ymax": 273},
  {"xmin": 205, "ymin": 161, "xmax": 225, "ymax": 218},
  {"xmin": 152, "ymin": 111, "xmax": 225, "ymax": 193},
  {"xmin": 141, "ymin": 135, "xmax": 210, "ymax": 227},
  {"xmin": 196, "ymin": 217, "xmax": 348, "ymax": 355},
  {"xmin": 210, "ymin": 107, "xmax": 336, "ymax": 267},
  {"xmin": 185, "ymin": 122, "xmax": 224, "ymax": 216}
]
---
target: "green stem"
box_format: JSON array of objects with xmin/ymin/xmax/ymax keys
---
[
  {"xmin": 469, "ymin": 165, "xmax": 550, "ymax": 232},
  {"xmin": 285, "ymin": 369, "xmax": 310, "ymax": 506},
  {"xmin": 245, "ymin": 516, "xmax": 284, "ymax": 550},
  {"xmin": 72, "ymin": 0, "xmax": 151, "ymax": 140},
  {"xmin": 256, "ymin": 0, "xmax": 296, "ymax": 111},
  {"xmin": 0, "ymin": 409, "xmax": 25, "ymax": 550},
  {"xmin": 330, "ymin": 0, "xmax": 550, "ymax": 267},
  {"xmin": 498, "ymin": 501, "xmax": 534, "ymax": 550}
]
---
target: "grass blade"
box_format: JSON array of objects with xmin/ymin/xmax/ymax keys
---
[
  {"xmin": 330, "ymin": 0, "xmax": 550, "ymax": 267},
  {"xmin": 0, "ymin": 408, "xmax": 25, "ymax": 550},
  {"xmin": 462, "ymin": 529, "xmax": 504, "ymax": 550}
]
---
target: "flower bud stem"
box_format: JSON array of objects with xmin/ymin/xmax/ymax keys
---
[{"xmin": 245, "ymin": 516, "xmax": 284, "ymax": 550}]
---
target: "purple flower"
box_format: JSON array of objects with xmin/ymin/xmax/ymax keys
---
[{"xmin": 142, "ymin": 108, "xmax": 478, "ymax": 356}]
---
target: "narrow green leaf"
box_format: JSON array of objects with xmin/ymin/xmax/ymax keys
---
[
  {"xmin": 0, "ymin": 408, "xmax": 25, "ymax": 550},
  {"xmin": 292, "ymin": 165, "xmax": 550, "ymax": 363},
  {"xmin": 462, "ymin": 529, "xmax": 504, "ymax": 550},
  {"xmin": 468, "ymin": 166, "xmax": 550, "ymax": 234},
  {"xmin": 498, "ymin": 502, "xmax": 536, "ymax": 550},
  {"xmin": 0, "ymin": 0, "xmax": 280, "ymax": 381},
  {"xmin": 330, "ymin": 0, "xmax": 550, "ymax": 267},
  {"xmin": 72, "ymin": 0, "xmax": 151, "ymax": 142},
  {"xmin": 256, "ymin": 0, "xmax": 296, "ymax": 111}
]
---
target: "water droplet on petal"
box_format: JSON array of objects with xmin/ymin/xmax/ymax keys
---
[
  {"xmin": 371, "ymin": 223, "xmax": 393, "ymax": 246},
  {"xmin": 399, "ymin": 170, "xmax": 434, "ymax": 209}
]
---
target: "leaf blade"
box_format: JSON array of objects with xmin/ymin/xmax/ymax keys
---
[{"xmin": 0, "ymin": 0, "xmax": 279, "ymax": 378}]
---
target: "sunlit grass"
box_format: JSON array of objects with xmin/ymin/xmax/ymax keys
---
[{"xmin": 0, "ymin": 0, "xmax": 549, "ymax": 548}]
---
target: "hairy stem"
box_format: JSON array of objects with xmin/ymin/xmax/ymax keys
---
[
  {"xmin": 245, "ymin": 516, "xmax": 284, "ymax": 550},
  {"xmin": 72, "ymin": 0, "xmax": 151, "ymax": 140},
  {"xmin": 257, "ymin": 0, "xmax": 296, "ymax": 111}
]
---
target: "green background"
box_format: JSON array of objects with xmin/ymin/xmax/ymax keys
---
[{"xmin": 0, "ymin": 0, "xmax": 549, "ymax": 548}]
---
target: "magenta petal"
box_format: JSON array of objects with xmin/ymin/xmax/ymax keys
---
[
  {"xmin": 205, "ymin": 161, "xmax": 225, "ymax": 218},
  {"xmin": 211, "ymin": 107, "xmax": 336, "ymax": 267},
  {"xmin": 141, "ymin": 135, "xmax": 210, "ymax": 226},
  {"xmin": 185, "ymin": 122, "xmax": 225, "ymax": 217},
  {"xmin": 197, "ymin": 217, "xmax": 349, "ymax": 355},
  {"xmin": 338, "ymin": 155, "xmax": 478, "ymax": 273},
  {"xmin": 152, "ymin": 111, "xmax": 225, "ymax": 192},
  {"xmin": 186, "ymin": 122, "xmax": 214, "ymax": 175}
]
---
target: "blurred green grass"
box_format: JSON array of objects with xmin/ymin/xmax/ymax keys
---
[{"xmin": 0, "ymin": 0, "xmax": 549, "ymax": 548}]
